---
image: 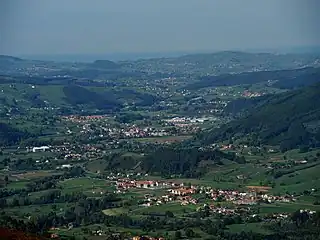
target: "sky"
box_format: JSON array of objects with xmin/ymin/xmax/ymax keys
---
[{"xmin": 0, "ymin": 0, "xmax": 319, "ymax": 56}]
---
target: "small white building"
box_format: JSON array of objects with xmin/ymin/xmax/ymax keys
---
[
  {"xmin": 61, "ymin": 164, "xmax": 72, "ymax": 169},
  {"xmin": 32, "ymin": 146, "xmax": 50, "ymax": 152}
]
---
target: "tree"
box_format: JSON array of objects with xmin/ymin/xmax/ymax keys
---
[
  {"xmin": 185, "ymin": 228, "xmax": 195, "ymax": 238},
  {"xmin": 165, "ymin": 211, "xmax": 174, "ymax": 218},
  {"xmin": 299, "ymin": 146, "xmax": 309, "ymax": 153},
  {"xmin": 4, "ymin": 176, "xmax": 9, "ymax": 186},
  {"xmin": 174, "ymin": 230, "xmax": 182, "ymax": 239}
]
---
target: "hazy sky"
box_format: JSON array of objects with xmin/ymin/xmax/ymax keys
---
[{"xmin": 0, "ymin": 0, "xmax": 319, "ymax": 55}]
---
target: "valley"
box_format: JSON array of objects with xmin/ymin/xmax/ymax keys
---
[{"xmin": 0, "ymin": 52, "xmax": 320, "ymax": 240}]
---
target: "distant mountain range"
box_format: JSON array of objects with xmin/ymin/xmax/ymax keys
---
[
  {"xmin": 186, "ymin": 67, "xmax": 320, "ymax": 90},
  {"xmin": 11, "ymin": 45, "xmax": 320, "ymax": 62}
]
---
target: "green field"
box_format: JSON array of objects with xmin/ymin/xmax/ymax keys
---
[
  {"xmin": 5, "ymin": 203, "xmax": 72, "ymax": 217},
  {"xmin": 102, "ymin": 207, "xmax": 129, "ymax": 216},
  {"xmin": 132, "ymin": 202, "xmax": 198, "ymax": 216},
  {"xmin": 58, "ymin": 177, "xmax": 113, "ymax": 194},
  {"xmin": 257, "ymin": 202, "xmax": 320, "ymax": 214},
  {"xmin": 6, "ymin": 181, "xmax": 29, "ymax": 189},
  {"xmin": 136, "ymin": 135, "xmax": 192, "ymax": 143},
  {"xmin": 227, "ymin": 222, "xmax": 273, "ymax": 235},
  {"xmin": 272, "ymin": 164, "xmax": 320, "ymax": 194}
]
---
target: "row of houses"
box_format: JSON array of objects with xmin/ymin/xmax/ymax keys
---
[
  {"xmin": 133, "ymin": 236, "xmax": 164, "ymax": 240},
  {"xmin": 61, "ymin": 115, "xmax": 108, "ymax": 123},
  {"xmin": 116, "ymin": 179, "xmax": 185, "ymax": 190}
]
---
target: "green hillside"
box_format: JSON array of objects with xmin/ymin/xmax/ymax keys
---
[
  {"xmin": 0, "ymin": 81, "xmax": 160, "ymax": 114},
  {"xmin": 197, "ymin": 83, "xmax": 320, "ymax": 151}
]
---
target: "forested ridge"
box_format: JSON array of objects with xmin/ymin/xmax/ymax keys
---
[
  {"xmin": 142, "ymin": 147, "xmax": 245, "ymax": 177},
  {"xmin": 197, "ymin": 82, "xmax": 320, "ymax": 151}
]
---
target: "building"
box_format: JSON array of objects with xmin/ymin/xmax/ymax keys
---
[
  {"xmin": 117, "ymin": 181, "xmax": 136, "ymax": 189},
  {"xmin": 61, "ymin": 164, "xmax": 72, "ymax": 169},
  {"xmin": 136, "ymin": 181, "xmax": 159, "ymax": 189},
  {"xmin": 171, "ymin": 188, "xmax": 195, "ymax": 196},
  {"xmin": 32, "ymin": 146, "xmax": 50, "ymax": 152}
]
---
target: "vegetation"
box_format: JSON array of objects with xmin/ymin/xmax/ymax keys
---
[
  {"xmin": 198, "ymin": 82, "xmax": 320, "ymax": 151},
  {"xmin": 185, "ymin": 67, "xmax": 320, "ymax": 90},
  {"xmin": 1, "ymin": 51, "xmax": 320, "ymax": 239},
  {"xmin": 0, "ymin": 122, "xmax": 34, "ymax": 146},
  {"xmin": 63, "ymin": 85, "xmax": 120, "ymax": 110},
  {"xmin": 142, "ymin": 147, "xmax": 245, "ymax": 177}
]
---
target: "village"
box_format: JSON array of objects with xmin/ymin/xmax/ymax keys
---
[
  {"xmin": 60, "ymin": 114, "xmax": 205, "ymax": 140},
  {"xmin": 113, "ymin": 176, "xmax": 296, "ymax": 210},
  {"xmin": 70, "ymin": 174, "xmax": 313, "ymax": 240}
]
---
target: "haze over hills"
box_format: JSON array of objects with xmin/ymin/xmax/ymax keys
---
[{"xmin": 15, "ymin": 45, "xmax": 320, "ymax": 62}]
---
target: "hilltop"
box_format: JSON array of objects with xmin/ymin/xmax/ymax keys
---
[
  {"xmin": 197, "ymin": 83, "xmax": 320, "ymax": 151},
  {"xmin": 0, "ymin": 55, "xmax": 23, "ymax": 62},
  {"xmin": 92, "ymin": 59, "xmax": 120, "ymax": 69}
]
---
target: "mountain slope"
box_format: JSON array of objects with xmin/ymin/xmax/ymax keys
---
[
  {"xmin": 63, "ymin": 85, "xmax": 121, "ymax": 110},
  {"xmin": 92, "ymin": 59, "xmax": 120, "ymax": 69},
  {"xmin": 141, "ymin": 146, "xmax": 245, "ymax": 177},
  {"xmin": 197, "ymin": 83, "xmax": 320, "ymax": 151}
]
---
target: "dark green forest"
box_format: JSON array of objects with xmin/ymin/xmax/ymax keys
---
[
  {"xmin": 0, "ymin": 122, "xmax": 33, "ymax": 146},
  {"xmin": 142, "ymin": 147, "xmax": 245, "ymax": 177},
  {"xmin": 197, "ymin": 82, "xmax": 320, "ymax": 151}
]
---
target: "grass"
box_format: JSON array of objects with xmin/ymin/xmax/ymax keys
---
[
  {"xmin": 58, "ymin": 177, "xmax": 112, "ymax": 194},
  {"xmin": 284, "ymin": 149, "xmax": 320, "ymax": 160},
  {"xmin": 132, "ymin": 202, "xmax": 198, "ymax": 216},
  {"xmin": 273, "ymin": 164, "xmax": 320, "ymax": 194},
  {"xmin": 135, "ymin": 135, "xmax": 192, "ymax": 143},
  {"xmin": 204, "ymin": 163, "xmax": 269, "ymax": 185},
  {"xmin": 227, "ymin": 222, "xmax": 273, "ymax": 235},
  {"xmin": 4, "ymin": 203, "xmax": 72, "ymax": 217},
  {"xmin": 28, "ymin": 189, "xmax": 59, "ymax": 200},
  {"xmin": 85, "ymin": 160, "xmax": 109, "ymax": 173},
  {"xmin": 102, "ymin": 207, "xmax": 129, "ymax": 216},
  {"xmin": 11, "ymin": 170, "xmax": 58, "ymax": 180},
  {"xmin": 37, "ymin": 85, "xmax": 67, "ymax": 106},
  {"xmin": 257, "ymin": 202, "xmax": 320, "ymax": 214},
  {"xmin": 6, "ymin": 181, "xmax": 28, "ymax": 189}
]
